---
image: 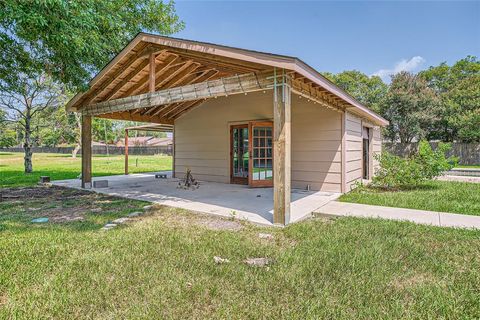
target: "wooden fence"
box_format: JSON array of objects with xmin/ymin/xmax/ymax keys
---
[
  {"xmin": 384, "ymin": 142, "xmax": 480, "ymax": 165},
  {"xmin": 1, "ymin": 146, "xmax": 173, "ymax": 156}
]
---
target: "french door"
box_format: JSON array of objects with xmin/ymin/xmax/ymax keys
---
[{"xmin": 230, "ymin": 121, "xmax": 274, "ymax": 187}]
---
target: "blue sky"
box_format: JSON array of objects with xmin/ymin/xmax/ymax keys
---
[{"xmin": 174, "ymin": 1, "xmax": 480, "ymax": 81}]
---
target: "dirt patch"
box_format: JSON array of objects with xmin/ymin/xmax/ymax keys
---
[
  {"xmin": 199, "ymin": 218, "xmax": 243, "ymax": 231},
  {"xmin": 1, "ymin": 186, "xmax": 121, "ymax": 223},
  {"xmin": 1, "ymin": 185, "xmax": 90, "ymax": 202},
  {"xmin": 150, "ymin": 205, "xmax": 244, "ymax": 231},
  {"xmin": 390, "ymin": 273, "xmax": 437, "ymax": 290}
]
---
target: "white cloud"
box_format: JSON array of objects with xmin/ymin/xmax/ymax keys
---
[{"xmin": 372, "ymin": 56, "xmax": 426, "ymax": 81}]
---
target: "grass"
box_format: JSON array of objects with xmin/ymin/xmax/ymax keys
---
[
  {"xmin": 1, "ymin": 185, "xmax": 479, "ymax": 319},
  {"xmin": 0, "ymin": 152, "xmax": 172, "ymax": 187},
  {"xmin": 339, "ymin": 180, "xmax": 480, "ymax": 216},
  {"xmin": 456, "ymin": 164, "xmax": 480, "ymax": 169}
]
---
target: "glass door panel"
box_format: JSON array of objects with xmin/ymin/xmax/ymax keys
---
[
  {"xmin": 249, "ymin": 121, "xmax": 273, "ymax": 187},
  {"xmin": 230, "ymin": 125, "xmax": 249, "ymax": 184}
]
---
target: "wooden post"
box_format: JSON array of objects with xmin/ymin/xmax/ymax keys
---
[
  {"xmin": 341, "ymin": 111, "xmax": 346, "ymax": 193},
  {"xmin": 172, "ymin": 125, "xmax": 176, "ymax": 178},
  {"xmin": 273, "ymin": 70, "xmax": 291, "ymax": 225},
  {"xmin": 149, "ymin": 53, "xmax": 156, "ymax": 93},
  {"xmin": 81, "ymin": 115, "xmax": 92, "ymax": 188},
  {"xmin": 124, "ymin": 129, "xmax": 129, "ymax": 175}
]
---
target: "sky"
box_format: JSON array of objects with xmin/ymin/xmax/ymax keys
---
[{"xmin": 173, "ymin": 1, "xmax": 480, "ymax": 82}]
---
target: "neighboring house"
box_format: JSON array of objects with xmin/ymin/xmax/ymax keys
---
[
  {"xmin": 66, "ymin": 33, "xmax": 388, "ymax": 225},
  {"xmin": 116, "ymin": 136, "xmax": 172, "ymax": 146}
]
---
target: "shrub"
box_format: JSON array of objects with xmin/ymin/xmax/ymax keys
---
[{"xmin": 371, "ymin": 141, "xmax": 456, "ymax": 190}]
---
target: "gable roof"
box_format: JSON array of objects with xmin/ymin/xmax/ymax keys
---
[{"xmin": 67, "ymin": 33, "xmax": 388, "ymax": 126}]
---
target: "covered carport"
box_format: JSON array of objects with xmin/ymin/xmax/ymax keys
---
[{"xmin": 66, "ymin": 33, "xmax": 387, "ymax": 225}]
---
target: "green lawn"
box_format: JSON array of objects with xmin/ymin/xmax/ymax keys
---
[
  {"xmin": 1, "ymin": 186, "xmax": 479, "ymax": 319},
  {"xmin": 0, "ymin": 152, "xmax": 172, "ymax": 187},
  {"xmin": 339, "ymin": 180, "xmax": 480, "ymax": 216},
  {"xmin": 456, "ymin": 164, "xmax": 480, "ymax": 169}
]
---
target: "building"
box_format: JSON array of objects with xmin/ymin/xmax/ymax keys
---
[{"xmin": 66, "ymin": 33, "xmax": 388, "ymax": 225}]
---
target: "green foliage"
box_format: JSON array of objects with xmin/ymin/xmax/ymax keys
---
[
  {"xmin": 371, "ymin": 141, "xmax": 455, "ymax": 189},
  {"xmin": 0, "ymin": 0, "xmax": 184, "ymax": 90},
  {"xmin": 420, "ymin": 56, "xmax": 480, "ymax": 142},
  {"xmin": 0, "ymin": 127, "xmax": 16, "ymax": 147},
  {"xmin": 323, "ymin": 70, "xmax": 387, "ymax": 113},
  {"xmin": 381, "ymin": 72, "xmax": 439, "ymax": 143}
]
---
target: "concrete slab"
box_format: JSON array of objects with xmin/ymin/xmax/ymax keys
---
[
  {"xmin": 315, "ymin": 201, "xmax": 480, "ymax": 229},
  {"xmin": 52, "ymin": 172, "xmax": 340, "ymax": 226}
]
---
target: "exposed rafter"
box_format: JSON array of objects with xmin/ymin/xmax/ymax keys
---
[{"xmin": 81, "ymin": 71, "xmax": 276, "ymax": 116}]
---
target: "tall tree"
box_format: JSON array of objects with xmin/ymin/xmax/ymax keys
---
[
  {"xmin": 0, "ymin": 74, "xmax": 65, "ymax": 172},
  {"xmin": 0, "ymin": 0, "xmax": 183, "ymax": 172},
  {"xmin": 381, "ymin": 72, "xmax": 439, "ymax": 143},
  {"xmin": 420, "ymin": 56, "xmax": 480, "ymax": 142},
  {"xmin": 324, "ymin": 70, "xmax": 387, "ymax": 113},
  {"xmin": 0, "ymin": 0, "xmax": 184, "ymax": 90}
]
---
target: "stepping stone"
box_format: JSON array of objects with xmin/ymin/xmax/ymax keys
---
[
  {"xmin": 214, "ymin": 256, "xmax": 230, "ymax": 264},
  {"xmin": 112, "ymin": 217, "xmax": 129, "ymax": 224},
  {"xmin": 31, "ymin": 217, "xmax": 49, "ymax": 223},
  {"xmin": 258, "ymin": 233, "xmax": 274, "ymax": 240},
  {"xmin": 143, "ymin": 205, "xmax": 153, "ymax": 211},
  {"xmin": 104, "ymin": 223, "xmax": 117, "ymax": 228},
  {"xmin": 90, "ymin": 208, "xmax": 102, "ymax": 213},
  {"xmin": 127, "ymin": 212, "xmax": 142, "ymax": 217},
  {"xmin": 244, "ymin": 257, "xmax": 272, "ymax": 267}
]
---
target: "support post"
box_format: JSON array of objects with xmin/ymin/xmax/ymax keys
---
[
  {"xmin": 273, "ymin": 69, "xmax": 291, "ymax": 225},
  {"xmin": 124, "ymin": 129, "xmax": 129, "ymax": 175},
  {"xmin": 81, "ymin": 115, "xmax": 92, "ymax": 188},
  {"xmin": 172, "ymin": 125, "xmax": 176, "ymax": 178},
  {"xmin": 149, "ymin": 52, "xmax": 156, "ymax": 93},
  {"xmin": 341, "ymin": 111, "xmax": 346, "ymax": 192}
]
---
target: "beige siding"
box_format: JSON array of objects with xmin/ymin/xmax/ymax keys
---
[
  {"xmin": 174, "ymin": 91, "xmax": 273, "ymax": 183},
  {"xmin": 345, "ymin": 112, "xmax": 363, "ymax": 191},
  {"xmin": 291, "ymin": 96, "xmax": 342, "ymax": 192},
  {"xmin": 345, "ymin": 111, "xmax": 382, "ymax": 191},
  {"xmin": 174, "ymin": 92, "xmax": 342, "ymax": 192}
]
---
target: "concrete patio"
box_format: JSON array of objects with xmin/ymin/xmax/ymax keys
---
[{"xmin": 52, "ymin": 171, "xmax": 341, "ymax": 226}]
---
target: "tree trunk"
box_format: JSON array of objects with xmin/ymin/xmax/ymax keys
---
[
  {"xmin": 24, "ymin": 110, "xmax": 33, "ymax": 173},
  {"xmin": 72, "ymin": 144, "xmax": 81, "ymax": 158}
]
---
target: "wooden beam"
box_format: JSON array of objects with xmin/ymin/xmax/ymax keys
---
[
  {"xmin": 81, "ymin": 115, "xmax": 92, "ymax": 188},
  {"xmin": 173, "ymin": 100, "xmax": 206, "ymax": 119},
  {"xmin": 82, "ymin": 71, "xmax": 275, "ymax": 116},
  {"xmin": 95, "ymin": 111, "xmax": 174, "ymax": 125},
  {"xmin": 102, "ymin": 59, "xmax": 150, "ymax": 101},
  {"xmin": 149, "ymin": 52, "xmax": 156, "ymax": 93},
  {"xmin": 125, "ymin": 129, "xmax": 129, "ymax": 175},
  {"xmin": 80, "ymin": 44, "xmax": 152, "ymax": 105},
  {"xmin": 157, "ymin": 70, "xmax": 219, "ymax": 118},
  {"xmin": 140, "ymin": 62, "xmax": 201, "ymax": 116},
  {"xmin": 122, "ymin": 54, "xmax": 180, "ymax": 97},
  {"xmin": 273, "ymin": 71, "xmax": 291, "ymax": 225}
]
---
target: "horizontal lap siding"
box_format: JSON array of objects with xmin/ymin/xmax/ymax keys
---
[
  {"xmin": 345, "ymin": 112, "xmax": 383, "ymax": 191},
  {"xmin": 175, "ymin": 91, "xmax": 273, "ymax": 183},
  {"xmin": 291, "ymin": 95, "xmax": 342, "ymax": 192},
  {"xmin": 345, "ymin": 112, "xmax": 363, "ymax": 191},
  {"xmin": 175, "ymin": 92, "xmax": 343, "ymax": 192}
]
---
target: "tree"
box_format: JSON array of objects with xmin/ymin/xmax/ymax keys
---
[
  {"xmin": 420, "ymin": 56, "xmax": 480, "ymax": 142},
  {"xmin": 0, "ymin": 109, "xmax": 16, "ymax": 147},
  {"xmin": 381, "ymin": 72, "xmax": 439, "ymax": 143},
  {"xmin": 0, "ymin": 74, "xmax": 65, "ymax": 172},
  {"xmin": 324, "ymin": 70, "xmax": 387, "ymax": 113},
  {"xmin": 0, "ymin": 1, "xmax": 184, "ymax": 90}
]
